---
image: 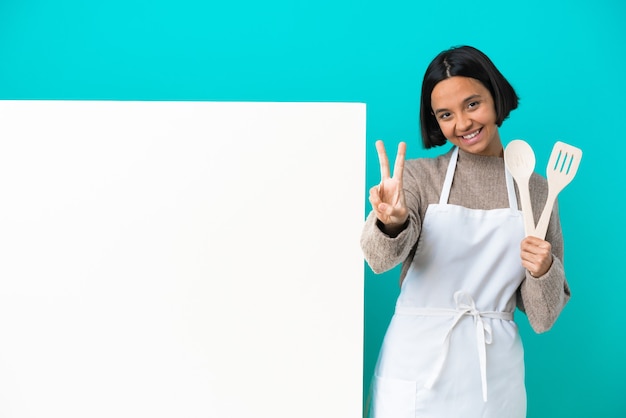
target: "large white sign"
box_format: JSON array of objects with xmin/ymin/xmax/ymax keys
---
[{"xmin": 0, "ymin": 101, "xmax": 365, "ymax": 418}]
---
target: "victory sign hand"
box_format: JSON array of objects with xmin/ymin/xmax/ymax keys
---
[{"xmin": 369, "ymin": 140, "xmax": 408, "ymax": 231}]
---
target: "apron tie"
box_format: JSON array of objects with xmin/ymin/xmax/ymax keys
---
[{"xmin": 422, "ymin": 291, "xmax": 513, "ymax": 402}]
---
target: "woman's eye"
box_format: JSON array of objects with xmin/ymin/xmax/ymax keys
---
[
  {"xmin": 438, "ymin": 112, "xmax": 451, "ymax": 120},
  {"xmin": 468, "ymin": 101, "xmax": 480, "ymax": 109}
]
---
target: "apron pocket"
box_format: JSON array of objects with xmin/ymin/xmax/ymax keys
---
[{"xmin": 371, "ymin": 375, "xmax": 417, "ymax": 418}]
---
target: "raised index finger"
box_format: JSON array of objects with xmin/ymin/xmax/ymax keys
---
[{"xmin": 375, "ymin": 140, "xmax": 391, "ymax": 180}]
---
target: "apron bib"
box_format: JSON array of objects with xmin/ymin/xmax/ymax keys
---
[{"xmin": 370, "ymin": 147, "xmax": 527, "ymax": 418}]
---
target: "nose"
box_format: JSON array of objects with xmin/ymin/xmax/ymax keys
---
[{"xmin": 456, "ymin": 113, "xmax": 472, "ymax": 132}]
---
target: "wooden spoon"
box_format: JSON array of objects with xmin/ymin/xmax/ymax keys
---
[{"xmin": 504, "ymin": 139, "xmax": 536, "ymax": 237}]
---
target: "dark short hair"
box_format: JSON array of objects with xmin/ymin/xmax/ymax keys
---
[{"xmin": 419, "ymin": 45, "xmax": 519, "ymax": 148}]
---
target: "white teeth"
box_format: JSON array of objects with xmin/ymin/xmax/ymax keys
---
[{"xmin": 462, "ymin": 129, "xmax": 480, "ymax": 139}]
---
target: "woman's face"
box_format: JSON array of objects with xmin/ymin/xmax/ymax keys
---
[{"xmin": 430, "ymin": 76, "xmax": 502, "ymax": 157}]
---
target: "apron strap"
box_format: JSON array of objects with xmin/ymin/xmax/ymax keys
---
[
  {"xmin": 438, "ymin": 147, "xmax": 459, "ymax": 205},
  {"xmin": 505, "ymin": 166, "xmax": 519, "ymax": 211},
  {"xmin": 396, "ymin": 291, "xmax": 513, "ymax": 403}
]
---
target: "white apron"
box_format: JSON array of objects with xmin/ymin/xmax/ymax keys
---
[{"xmin": 370, "ymin": 147, "xmax": 527, "ymax": 418}]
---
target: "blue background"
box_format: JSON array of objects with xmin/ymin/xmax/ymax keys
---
[{"xmin": 1, "ymin": 1, "xmax": 625, "ymax": 416}]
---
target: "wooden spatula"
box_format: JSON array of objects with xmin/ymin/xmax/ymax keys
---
[{"xmin": 533, "ymin": 141, "xmax": 583, "ymax": 239}]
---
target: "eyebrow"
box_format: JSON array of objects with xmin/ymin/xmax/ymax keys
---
[{"xmin": 433, "ymin": 94, "xmax": 483, "ymax": 115}]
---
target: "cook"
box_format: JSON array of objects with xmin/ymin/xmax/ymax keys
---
[{"xmin": 361, "ymin": 45, "xmax": 570, "ymax": 417}]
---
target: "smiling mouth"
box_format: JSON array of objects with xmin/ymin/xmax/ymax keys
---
[{"xmin": 460, "ymin": 128, "xmax": 482, "ymax": 140}]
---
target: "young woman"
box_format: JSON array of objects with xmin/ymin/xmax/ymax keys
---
[{"xmin": 361, "ymin": 45, "xmax": 570, "ymax": 417}]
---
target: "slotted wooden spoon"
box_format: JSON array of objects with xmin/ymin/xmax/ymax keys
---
[
  {"xmin": 533, "ymin": 141, "xmax": 583, "ymax": 239},
  {"xmin": 504, "ymin": 139, "xmax": 536, "ymax": 237}
]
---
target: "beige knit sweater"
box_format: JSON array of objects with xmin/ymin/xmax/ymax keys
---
[{"xmin": 361, "ymin": 146, "xmax": 571, "ymax": 333}]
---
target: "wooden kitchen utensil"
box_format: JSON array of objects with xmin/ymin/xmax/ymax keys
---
[
  {"xmin": 533, "ymin": 141, "xmax": 583, "ymax": 239},
  {"xmin": 504, "ymin": 139, "xmax": 536, "ymax": 237}
]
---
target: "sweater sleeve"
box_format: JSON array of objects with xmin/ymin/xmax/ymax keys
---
[
  {"xmin": 359, "ymin": 210, "xmax": 419, "ymax": 274},
  {"xmin": 516, "ymin": 198, "xmax": 571, "ymax": 333}
]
